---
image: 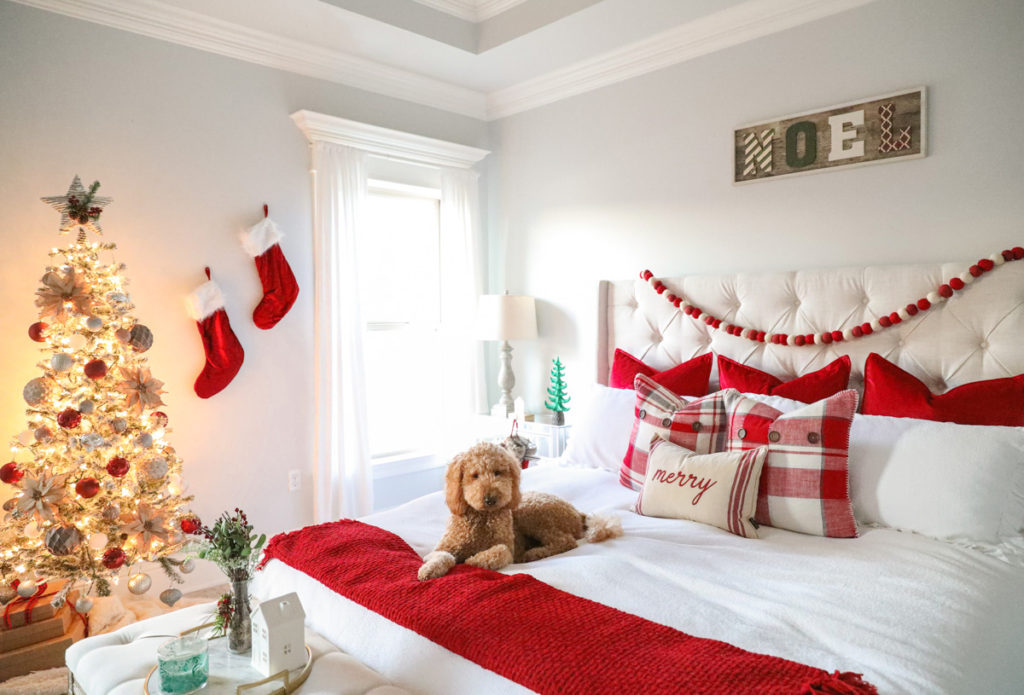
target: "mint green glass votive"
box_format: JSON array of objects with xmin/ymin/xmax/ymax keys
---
[{"xmin": 156, "ymin": 635, "xmax": 209, "ymax": 694}]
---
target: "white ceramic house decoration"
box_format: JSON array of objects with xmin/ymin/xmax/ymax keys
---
[{"xmin": 250, "ymin": 592, "xmax": 306, "ymax": 677}]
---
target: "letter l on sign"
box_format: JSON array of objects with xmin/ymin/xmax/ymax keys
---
[{"xmin": 828, "ymin": 110, "xmax": 865, "ymax": 161}]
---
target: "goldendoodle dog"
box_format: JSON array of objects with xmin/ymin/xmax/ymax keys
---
[{"xmin": 418, "ymin": 441, "xmax": 621, "ymax": 581}]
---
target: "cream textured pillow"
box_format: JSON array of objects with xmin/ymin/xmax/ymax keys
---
[{"xmin": 635, "ymin": 438, "xmax": 768, "ymax": 538}]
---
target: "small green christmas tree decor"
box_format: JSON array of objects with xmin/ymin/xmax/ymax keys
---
[{"xmin": 544, "ymin": 357, "xmax": 571, "ymax": 425}]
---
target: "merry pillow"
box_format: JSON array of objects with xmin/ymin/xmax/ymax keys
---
[
  {"xmin": 635, "ymin": 438, "xmax": 768, "ymax": 538},
  {"xmin": 717, "ymin": 355, "xmax": 851, "ymax": 403},
  {"xmin": 862, "ymin": 352, "xmax": 1024, "ymax": 426},
  {"xmin": 727, "ymin": 390, "xmax": 859, "ymax": 538},
  {"xmin": 610, "ymin": 349, "xmax": 712, "ymax": 397}
]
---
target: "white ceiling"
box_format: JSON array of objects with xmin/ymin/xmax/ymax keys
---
[{"xmin": 10, "ymin": 0, "xmax": 880, "ymax": 120}]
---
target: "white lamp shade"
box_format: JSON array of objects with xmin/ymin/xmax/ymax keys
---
[{"xmin": 477, "ymin": 294, "xmax": 538, "ymax": 341}]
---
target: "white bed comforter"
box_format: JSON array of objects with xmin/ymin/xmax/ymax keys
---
[{"xmin": 254, "ymin": 463, "xmax": 1024, "ymax": 695}]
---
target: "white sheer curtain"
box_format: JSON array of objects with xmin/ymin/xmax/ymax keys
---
[
  {"xmin": 438, "ymin": 167, "xmax": 486, "ymax": 457},
  {"xmin": 311, "ymin": 142, "xmax": 373, "ymax": 521}
]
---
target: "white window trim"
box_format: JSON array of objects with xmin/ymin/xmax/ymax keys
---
[{"xmin": 294, "ymin": 110, "xmax": 489, "ymax": 488}]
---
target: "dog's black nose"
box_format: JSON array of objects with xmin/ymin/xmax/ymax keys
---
[{"xmin": 484, "ymin": 495, "xmax": 497, "ymax": 507}]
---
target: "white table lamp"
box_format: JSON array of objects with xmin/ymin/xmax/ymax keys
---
[{"xmin": 478, "ymin": 294, "xmax": 537, "ymax": 416}]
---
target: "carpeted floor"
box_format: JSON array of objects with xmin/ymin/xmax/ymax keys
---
[{"xmin": 0, "ymin": 590, "xmax": 220, "ymax": 695}]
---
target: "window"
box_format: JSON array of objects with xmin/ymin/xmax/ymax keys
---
[{"xmin": 359, "ymin": 181, "xmax": 444, "ymax": 459}]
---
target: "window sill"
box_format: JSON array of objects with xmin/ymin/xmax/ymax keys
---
[{"xmin": 372, "ymin": 451, "xmax": 443, "ymax": 480}]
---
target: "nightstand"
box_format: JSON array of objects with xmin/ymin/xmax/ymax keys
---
[{"xmin": 475, "ymin": 414, "xmax": 572, "ymax": 459}]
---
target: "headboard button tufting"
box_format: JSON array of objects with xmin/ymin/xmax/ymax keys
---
[
  {"xmin": 768, "ymin": 431, "xmax": 781, "ymax": 443},
  {"xmin": 691, "ymin": 422, "xmax": 702, "ymax": 433}
]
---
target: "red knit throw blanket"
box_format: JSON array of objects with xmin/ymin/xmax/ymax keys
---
[{"xmin": 260, "ymin": 520, "xmax": 877, "ymax": 695}]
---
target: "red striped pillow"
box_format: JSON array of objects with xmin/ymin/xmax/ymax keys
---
[
  {"xmin": 635, "ymin": 439, "xmax": 768, "ymax": 538},
  {"xmin": 726, "ymin": 390, "xmax": 859, "ymax": 538},
  {"xmin": 862, "ymin": 352, "xmax": 1024, "ymax": 426},
  {"xmin": 717, "ymin": 355, "xmax": 851, "ymax": 403},
  {"xmin": 619, "ymin": 374, "xmax": 736, "ymax": 490},
  {"xmin": 610, "ymin": 349, "xmax": 712, "ymax": 396}
]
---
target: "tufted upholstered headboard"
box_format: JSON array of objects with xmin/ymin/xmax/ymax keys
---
[{"xmin": 598, "ymin": 259, "xmax": 1024, "ymax": 394}]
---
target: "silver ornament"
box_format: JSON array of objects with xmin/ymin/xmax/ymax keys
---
[
  {"xmin": 2, "ymin": 499, "xmax": 16, "ymax": 512},
  {"xmin": 159, "ymin": 588, "xmax": 182, "ymax": 607},
  {"xmin": 115, "ymin": 328, "xmax": 131, "ymax": 343},
  {"xmin": 129, "ymin": 324, "xmax": 153, "ymax": 353},
  {"xmin": 16, "ymin": 580, "xmax": 37, "ymax": 598},
  {"xmin": 180, "ymin": 558, "xmax": 195, "ymax": 574},
  {"xmin": 80, "ymin": 433, "xmax": 107, "ymax": 451},
  {"xmin": 139, "ymin": 457, "xmax": 167, "ymax": 480},
  {"xmin": 34, "ymin": 427, "xmax": 53, "ymax": 443},
  {"xmin": 86, "ymin": 317, "xmax": 103, "ymax": 331},
  {"xmin": 75, "ymin": 597, "xmax": 94, "ymax": 613},
  {"xmin": 0, "ymin": 585, "xmax": 16, "ymax": 605},
  {"xmin": 108, "ymin": 292, "xmax": 129, "ymax": 305},
  {"xmin": 102, "ymin": 503, "xmax": 121, "ymax": 522},
  {"xmin": 111, "ymin": 418, "xmax": 127, "ymax": 433},
  {"xmin": 78, "ymin": 400, "xmax": 95, "ymax": 414},
  {"xmin": 23, "ymin": 378, "xmax": 50, "ymax": 406},
  {"xmin": 128, "ymin": 573, "xmax": 152, "ymax": 595},
  {"xmin": 45, "ymin": 525, "xmax": 83, "ymax": 556},
  {"xmin": 51, "ymin": 353, "xmax": 73, "ymax": 372},
  {"xmin": 137, "ymin": 433, "xmax": 154, "ymax": 448}
]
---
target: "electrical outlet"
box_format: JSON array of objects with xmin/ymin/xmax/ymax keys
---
[{"xmin": 288, "ymin": 469, "xmax": 301, "ymax": 492}]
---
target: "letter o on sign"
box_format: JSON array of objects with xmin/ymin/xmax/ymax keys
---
[{"xmin": 785, "ymin": 121, "xmax": 817, "ymax": 168}]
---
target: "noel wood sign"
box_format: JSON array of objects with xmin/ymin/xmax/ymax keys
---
[{"xmin": 734, "ymin": 88, "xmax": 925, "ymax": 183}]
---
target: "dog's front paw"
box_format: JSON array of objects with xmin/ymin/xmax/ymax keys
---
[
  {"xmin": 465, "ymin": 544, "xmax": 513, "ymax": 570},
  {"xmin": 418, "ymin": 551, "xmax": 456, "ymax": 581}
]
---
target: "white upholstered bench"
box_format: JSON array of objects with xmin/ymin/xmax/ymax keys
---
[{"xmin": 65, "ymin": 602, "xmax": 410, "ymax": 695}]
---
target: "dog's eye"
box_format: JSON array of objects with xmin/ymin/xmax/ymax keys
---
[
  {"xmin": 471, "ymin": 473, "xmax": 479, "ymax": 479},
  {"xmin": 493, "ymin": 470, "xmax": 502, "ymax": 476}
]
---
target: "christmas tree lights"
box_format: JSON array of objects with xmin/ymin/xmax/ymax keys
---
[{"xmin": 1, "ymin": 177, "xmax": 194, "ymax": 604}]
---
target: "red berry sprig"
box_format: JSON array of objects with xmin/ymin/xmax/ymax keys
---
[{"xmin": 641, "ymin": 247, "xmax": 1024, "ymax": 346}]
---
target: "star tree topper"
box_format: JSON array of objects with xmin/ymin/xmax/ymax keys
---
[{"xmin": 40, "ymin": 175, "xmax": 113, "ymax": 235}]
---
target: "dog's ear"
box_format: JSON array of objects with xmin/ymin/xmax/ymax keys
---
[
  {"xmin": 508, "ymin": 454, "xmax": 522, "ymax": 509},
  {"xmin": 445, "ymin": 454, "xmax": 469, "ymax": 515}
]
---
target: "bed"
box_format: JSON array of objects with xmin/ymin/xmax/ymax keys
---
[{"xmin": 254, "ymin": 255, "xmax": 1024, "ymax": 695}]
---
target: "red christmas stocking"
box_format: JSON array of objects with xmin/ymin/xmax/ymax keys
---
[
  {"xmin": 241, "ymin": 217, "xmax": 299, "ymax": 329},
  {"xmin": 186, "ymin": 269, "xmax": 244, "ymax": 398}
]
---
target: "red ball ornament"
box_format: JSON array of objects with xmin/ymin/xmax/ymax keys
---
[
  {"xmin": 821, "ymin": 332, "xmax": 833, "ymax": 344},
  {"xmin": 889, "ymin": 312, "xmax": 902, "ymax": 324},
  {"xmin": 852, "ymin": 326, "xmax": 864, "ymax": 338},
  {"xmin": 84, "ymin": 359, "xmax": 108, "ymax": 379},
  {"xmin": 28, "ymin": 322, "xmax": 48, "ymax": 342},
  {"xmin": 1013, "ymin": 247, "xmax": 1024, "ymax": 260},
  {"xmin": 691, "ymin": 309, "xmax": 702, "ymax": 319},
  {"xmin": 879, "ymin": 316, "xmax": 892, "ymax": 328},
  {"xmin": 150, "ymin": 411, "xmax": 169, "ymax": 428},
  {"xmin": 831, "ymin": 330, "xmax": 844, "ymax": 342},
  {"xmin": 979, "ymin": 259, "xmax": 995, "ymax": 272},
  {"xmin": 106, "ymin": 457, "xmax": 130, "ymax": 478},
  {"xmin": 75, "ymin": 477, "xmax": 100, "ymax": 499},
  {"xmin": 102, "ymin": 547, "xmax": 126, "ymax": 570},
  {"xmin": 938, "ymin": 284, "xmax": 953, "ymax": 298},
  {"xmin": 906, "ymin": 303, "xmax": 919, "ymax": 316},
  {"xmin": 1002, "ymin": 250, "xmax": 1014, "ymax": 262},
  {"xmin": 794, "ymin": 335, "xmax": 806, "ymax": 346},
  {"xmin": 950, "ymin": 277, "xmax": 965, "ymax": 291},
  {"xmin": 756, "ymin": 331, "xmax": 766, "ymax": 342},
  {"xmin": 180, "ymin": 516, "xmax": 202, "ymax": 535},
  {"xmin": 969, "ymin": 265, "xmax": 983, "ymax": 277},
  {"xmin": 917, "ymin": 298, "xmax": 931, "ymax": 311},
  {"xmin": 861, "ymin": 323, "xmax": 874, "ymax": 335},
  {"xmin": 1, "ymin": 462, "xmax": 23, "ymax": 485},
  {"xmin": 57, "ymin": 408, "xmax": 82, "ymax": 429}
]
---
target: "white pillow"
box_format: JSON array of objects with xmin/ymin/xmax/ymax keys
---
[
  {"xmin": 849, "ymin": 414, "xmax": 1024, "ymax": 543},
  {"xmin": 561, "ymin": 384, "xmax": 641, "ymax": 471},
  {"xmin": 635, "ymin": 439, "xmax": 768, "ymax": 538}
]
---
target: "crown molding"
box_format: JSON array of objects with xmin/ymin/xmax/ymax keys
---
[
  {"xmin": 409, "ymin": 0, "xmax": 529, "ymax": 22},
  {"xmin": 486, "ymin": 0, "xmax": 881, "ymax": 119},
  {"xmin": 292, "ymin": 110, "xmax": 490, "ymax": 169},
  {"xmin": 10, "ymin": 0, "xmax": 488, "ymax": 119}
]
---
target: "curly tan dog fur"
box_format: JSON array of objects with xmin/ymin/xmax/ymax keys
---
[{"xmin": 418, "ymin": 442, "xmax": 621, "ymax": 581}]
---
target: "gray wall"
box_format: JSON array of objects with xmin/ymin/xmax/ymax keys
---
[
  {"xmin": 487, "ymin": 0, "xmax": 1024, "ymax": 413},
  {"xmin": 0, "ymin": 1, "xmax": 487, "ymax": 591}
]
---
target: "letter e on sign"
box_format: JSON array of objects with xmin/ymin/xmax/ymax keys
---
[{"xmin": 827, "ymin": 110, "xmax": 865, "ymax": 162}]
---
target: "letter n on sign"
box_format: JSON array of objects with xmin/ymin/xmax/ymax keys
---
[{"xmin": 733, "ymin": 87, "xmax": 926, "ymax": 184}]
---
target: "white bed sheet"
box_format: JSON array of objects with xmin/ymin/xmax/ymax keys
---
[{"xmin": 254, "ymin": 463, "xmax": 1024, "ymax": 695}]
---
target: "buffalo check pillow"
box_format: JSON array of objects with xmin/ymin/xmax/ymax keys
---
[
  {"xmin": 726, "ymin": 389, "xmax": 860, "ymax": 538},
  {"xmin": 619, "ymin": 374, "xmax": 738, "ymax": 490},
  {"xmin": 635, "ymin": 438, "xmax": 768, "ymax": 538}
]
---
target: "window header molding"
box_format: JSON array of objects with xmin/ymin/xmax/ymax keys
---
[{"xmin": 291, "ymin": 110, "xmax": 490, "ymax": 169}]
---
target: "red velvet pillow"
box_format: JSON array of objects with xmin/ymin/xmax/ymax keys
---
[
  {"xmin": 610, "ymin": 349, "xmax": 712, "ymax": 397},
  {"xmin": 717, "ymin": 354, "xmax": 851, "ymax": 403},
  {"xmin": 862, "ymin": 353, "xmax": 1024, "ymax": 426}
]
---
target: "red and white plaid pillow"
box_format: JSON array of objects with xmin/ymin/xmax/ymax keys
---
[
  {"xmin": 620, "ymin": 374, "xmax": 737, "ymax": 490},
  {"xmin": 726, "ymin": 390, "xmax": 859, "ymax": 538}
]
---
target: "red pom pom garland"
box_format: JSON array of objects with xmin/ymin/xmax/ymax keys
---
[{"xmin": 639, "ymin": 248, "xmax": 1022, "ymax": 346}]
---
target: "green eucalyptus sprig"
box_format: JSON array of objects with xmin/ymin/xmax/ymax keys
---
[{"xmin": 195, "ymin": 508, "xmax": 266, "ymax": 582}]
